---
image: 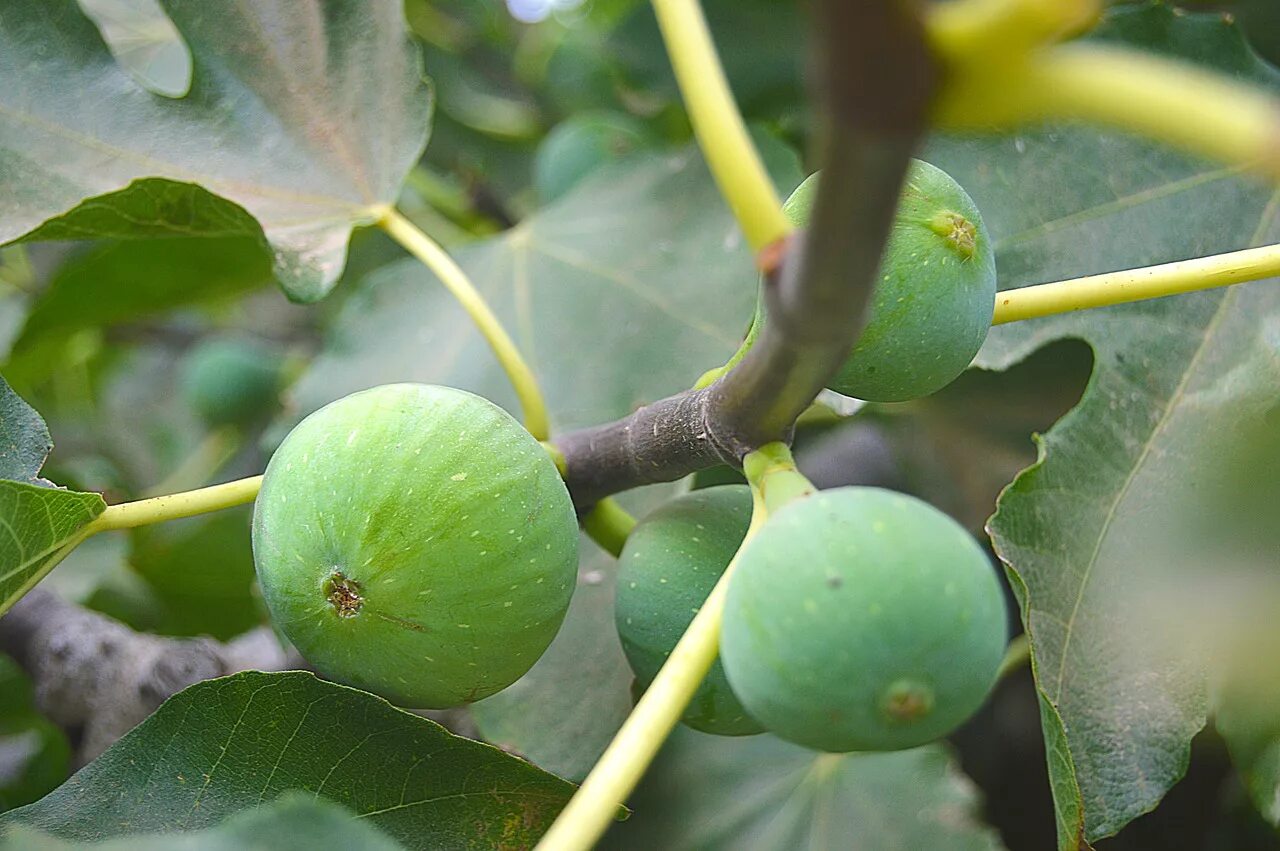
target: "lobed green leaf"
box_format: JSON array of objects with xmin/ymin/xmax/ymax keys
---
[
  {"xmin": 1, "ymin": 793, "xmax": 404, "ymax": 851},
  {"xmin": 0, "ymin": 1, "xmax": 432, "ymax": 301},
  {"xmin": 293, "ymin": 143, "xmax": 803, "ymax": 431},
  {"xmin": 604, "ymin": 728, "xmax": 1004, "ymax": 851},
  {"xmin": 0, "ymin": 671, "xmax": 576, "ymax": 850},
  {"xmin": 927, "ymin": 5, "xmax": 1280, "ymax": 846}
]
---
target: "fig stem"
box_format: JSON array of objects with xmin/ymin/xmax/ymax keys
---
[
  {"xmin": 936, "ymin": 43, "xmax": 1280, "ymax": 180},
  {"xmin": 377, "ymin": 208, "xmax": 552, "ymax": 441},
  {"xmin": 86, "ymin": 475, "xmax": 263, "ymax": 534},
  {"xmin": 579, "ymin": 497, "xmax": 636, "ymax": 558},
  {"xmin": 928, "ymin": 0, "xmax": 1100, "ymax": 64},
  {"xmin": 534, "ymin": 458, "xmax": 770, "ymax": 851},
  {"xmin": 993, "ymin": 243, "xmax": 1280, "ymax": 326},
  {"xmin": 997, "ymin": 633, "xmax": 1032, "ymax": 681},
  {"xmin": 649, "ymin": 0, "xmax": 791, "ymax": 255},
  {"xmin": 742, "ymin": 441, "xmax": 816, "ymax": 516}
]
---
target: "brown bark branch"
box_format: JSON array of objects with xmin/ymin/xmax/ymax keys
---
[
  {"xmin": 556, "ymin": 0, "xmax": 939, "ymax": 508},
  {"xmin": 0, "ymin": 589, "xmax": 296, "ymax": 765}
]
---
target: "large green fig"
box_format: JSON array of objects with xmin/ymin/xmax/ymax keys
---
[
  {"xmin": 720, "ymin": 487, "xmax": 1007, "ymax": 752},
  {"xmin": 181, "ymin": 338, "xmax": 286, "ymax": 426},
  {"xmin": 782, "ymin": 160, "xmax": 997, "ymax": 402},
  {"xmin": 615, "ymin": 486, "xmax": 764, "ymax": 736},
  {"xmin": 252, "ymin": 384, "xmax": 578, "ymax": 708},
  {"xmin": 534, "ymin": 111, "xmax": 652, "ymax": 203}
]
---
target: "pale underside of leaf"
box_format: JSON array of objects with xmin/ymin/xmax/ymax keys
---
[{"xmin": 0, "ymin": 0, "xmax": 432, "ymax": 300}]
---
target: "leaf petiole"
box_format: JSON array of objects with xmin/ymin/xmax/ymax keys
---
[
  {"xmin": 650, "ymin": 0, "xmax": 791, "ymax": 257},
  {"xmin": 377, "ymin": 207, "xmax": 552, "ymax": 441},
  {"xmin": 928, "ymin": 0, "xmax": 1100, "ymax": 65},
  {"xmin": 534, "ymin": 443, "xmax": 813, "ymax": 851},
  {"xmin": 85, "ymin": 476, "xmax": 263, "ymax": 534},
  {"xmin": 580, "ymin": 498, "xmax": 637, "ymax": 559},
  {"xmin": 994, "ymin": 243, "xmax": 1280, "ymax": 325},
  {"xmin": 937, "ymin": 43, "xmax": 1280, "ymax": 180}
]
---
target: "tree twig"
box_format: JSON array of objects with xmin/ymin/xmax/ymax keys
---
[
  {"xmin": 555, "ymin": 1, "xmax": 939, "ymax": 508},
  {"xmin": 0, "ymin": 589, "xmax": 297, "ymax": 765}
]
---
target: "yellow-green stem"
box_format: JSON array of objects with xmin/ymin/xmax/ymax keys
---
[
  {"xmin": 535, "ymin": 444, "xmax": 814, "ymax": 851},
  {"xmin": 535, "ymin": 496, "xmax": 766, "ymax": 851},
  {"xmin": 581, "ymin": 497, "xmax": 637, "ymax": 558},
  {"xmin": 742, "ymin": 441, "xmax": 816, "ymax": 515},
  {"xmin": 928, "ymin": 0, "xmax": 1100, "ymax": 64},
  {"xmin": 993, "ymin": 243, "xmax": 1280, "ymax": 325},
  {"xmin": 937, "ymin": 44, "xmax": 1280, "ymax": 179},
  {"xmin": 86, "ymin": 476, "xmax": 263, "ymax": 534},
  {"xmin": 378, "ymin": 208, "xmax": 551, "ymax": 441},
  {"xmin": 650, "ymin": 0, "xmax": 790, "ymax": 253},
  {"xmin": 997, "ymin": 633, "xmax": 1032, "ymax": 681}
]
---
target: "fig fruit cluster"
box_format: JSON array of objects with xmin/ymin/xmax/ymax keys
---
[
  {"xmin": 618, "ymin": 484, "xmax": 1008, "ymax": 752},
  {"xmin": 250, "ymin": 161, "xmax": 1004, "ymax": 745}
]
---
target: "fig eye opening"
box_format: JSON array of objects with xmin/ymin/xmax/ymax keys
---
[{"xmin": 324, "ymin": 570, "xmax": 364, "ymax": 618}]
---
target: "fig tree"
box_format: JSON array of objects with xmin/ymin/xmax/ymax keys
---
[
  {"xmin": 252, "ymin": 383, "xmax": 578, "ymax": 708},
  {"xmin": 181, "ymin": 338, "xmax": 286, "ymax": 426},
  {"xmin": 782, "ymin": 160, "xmax": 997, "ymax": 402},
  {"xmin": 720, "ymin": 487, "xmax": 1007, "ymax": 752},
  {"xmin": 615, "ymin": 486, "xmax": 764, "ymax": 736}
]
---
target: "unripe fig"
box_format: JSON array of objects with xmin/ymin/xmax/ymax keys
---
[
  {"xmin": 181, "ymin": 338, "xmax": 286, "ymax": 426},
  {"xmin": 615, "ymin": 486, "xmax": 764, "ymax": 736},
  {"xmin": 720, "ymin": 487, "xmax": 1007, "ymax": 752},
  {"xmin": 783, "ymin": 160, "xmax": 997, "ymax": 402},
  {"xmin": 534, "ymin": 111, "xmax": 652, "ymax": 203},
  {"xmin": 252, "ymin": 384, "xmax": 578, "ymax": 708}
]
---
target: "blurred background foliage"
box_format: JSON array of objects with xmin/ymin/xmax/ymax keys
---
[{"xmin": 1, "ymin": 1, "xmax": 1278, "ymax": 848}]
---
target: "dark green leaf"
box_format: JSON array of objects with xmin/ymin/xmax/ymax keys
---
[
  {"xmin": 14, "ymin": 230, "xmax": 272, "ymax": 353},
  {"xmin": 0, "ymin": 376, "xmax": 51, "ymax": 485},
  {"xmin": 0, "ymin": 377, "xmax": 107, "ymax": 613},
  {"xmin": 604, "ymin": 729, "xmax": 1003, "ymax": 850},
  {"xmin": 0, "ymin": 671, "xmax": 575, "ymax": 849},
  {"xmin": 0, "ymin": 481, "xmax": 106, "ymax": 614},
  {"xmin": 122, "ymin": 508, "xmax": 262, "ymax": 641},
  {"xmin": 15, "ymin": 180, "xmax": 265, "ymax": 245},
  {"xmin": 0, "ymin": 1, "xmax": 432, "ymax": 301},
  {"xmin": 294, "ymin": 145, "xmax": 802, "ymax": 430},
  {"xmin": 927, "ymin": 5, "xmax": 1280, "ymax": 847},
  {"xmin": 1, "ymin": 793, "xmax": 404, "ymax": 850}
]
